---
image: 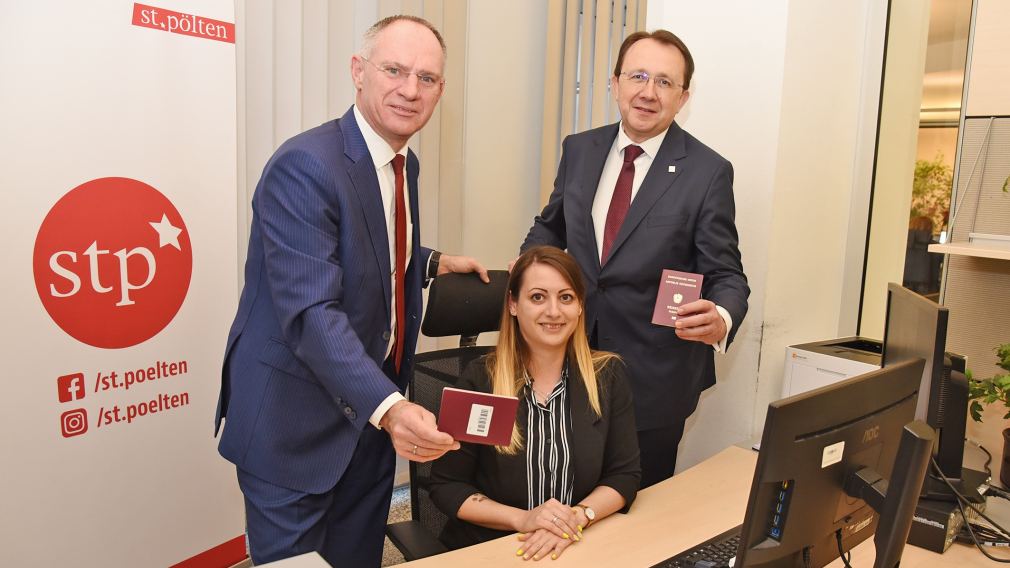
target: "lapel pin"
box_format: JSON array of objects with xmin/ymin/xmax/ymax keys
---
[{"xmin": 668, "ymin": 165, "xmax": 677, "ymax": 173}]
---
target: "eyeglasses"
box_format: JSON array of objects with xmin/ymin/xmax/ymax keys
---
[
  {"xmin": 618, "ymin": 71, "xmax": 683, "ymax": 91},
  {"xmin": 360, "ymin": 56, "xmax": 444, "ymax": 89}
]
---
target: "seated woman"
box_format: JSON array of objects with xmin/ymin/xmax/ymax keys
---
[{"xmin": 429, "ymin": 245, "xmax": 641, "ymax": 561}]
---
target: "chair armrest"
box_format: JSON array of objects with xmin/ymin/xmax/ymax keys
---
[{"xmin": 386, "ymin": 520, "xmax": 449, "ymax": 561}]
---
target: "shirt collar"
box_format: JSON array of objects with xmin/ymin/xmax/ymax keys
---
[
  {"xmin": 616, "ymin": 122, "xmax": 669, "ymax": 159},
  {"xmin": 353, "ymin": 105, "xmax": 407, "ymax": 170},
  {"xmin": 523, "ymin": 362, "xmax": 570, "ymax": 397}
]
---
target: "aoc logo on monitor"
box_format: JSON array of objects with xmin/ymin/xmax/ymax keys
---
[
  {"xmin": 33, "ymin": 177, "xmax": 192, "ymax": 349},
  {"xmin": 862, "ymin": 425, "xmax": 880, "ymax": 444}
]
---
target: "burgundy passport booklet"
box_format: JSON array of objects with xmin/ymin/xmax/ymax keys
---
[
  {"xmin": 652, "ymin": 269, "xmax": 704, "ymax": 328},
  {"xmin": 438, "ymin": 387, "xmax": 519, "ymax": 446}
]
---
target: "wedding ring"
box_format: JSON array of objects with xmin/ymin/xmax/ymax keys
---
[
  {"xmin": 411, "ymin": 444, "xmax": 418, "ymax": 455},
  {"xmin": 551, "ymin": 515, "xmax": 558, "ymax": 524}
]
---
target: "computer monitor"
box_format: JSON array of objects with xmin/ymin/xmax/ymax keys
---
[
  {"xmin": 881, "ymin": 282, "xmax": 985, "ymax": 502},
  {"xmin": 735, "ymin": 359, "xmax": 933, "ymax": 568}
]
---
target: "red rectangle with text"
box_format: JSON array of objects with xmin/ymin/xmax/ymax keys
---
[{"xmin": 132, "ymin": 3, "xmax": 235, "ymax": 44}]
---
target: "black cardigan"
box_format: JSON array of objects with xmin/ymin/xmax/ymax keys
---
[{"xmin": 428, "ymin": 356, "xmax": 641, "ymax": 549}]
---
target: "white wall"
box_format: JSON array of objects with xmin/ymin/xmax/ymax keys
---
[
  {"xmin": 860, "ymin": 1, "xmax": 931, "ymax": 340},
  {"xmin": 649, "ymin": 1, "xmax": 888, "ymax": 469},
  {"xmin": 963, "ymin": 0, "xmax": 1010, "ymax": 116},
  {"xmin": 460, "ymin": 4, "xmax": 547, "ymax": 270}
]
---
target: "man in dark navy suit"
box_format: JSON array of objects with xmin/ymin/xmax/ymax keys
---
[
  {"xmin": 522, "ymin": 30, "xmax": 749, "ymax": 488},
  {"xmin": 215, "ymin": 15, "xmax": 486, "ymax": 567}
]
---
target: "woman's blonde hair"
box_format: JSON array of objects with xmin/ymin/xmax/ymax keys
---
[{"xmin": 487, "ymin": 246, "xmax": 618, "ymax": 454}]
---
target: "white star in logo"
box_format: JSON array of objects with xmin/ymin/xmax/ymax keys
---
[{"xmin": 149, "ymin": 214, "xmax": 183, "ymax": 250}]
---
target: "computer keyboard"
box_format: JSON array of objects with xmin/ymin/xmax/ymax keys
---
[{"xmin": 650, "ymin": 525, "xmax": 741, "ymax": 568}]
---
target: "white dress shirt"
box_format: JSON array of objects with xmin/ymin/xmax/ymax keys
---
[
  {"xmin": 352, "ymin": 106, "xmax": 413, "ymax": 427},
  {"xmin": 591, "ymin": 122, "xmax": 733, "ymax": 353}
]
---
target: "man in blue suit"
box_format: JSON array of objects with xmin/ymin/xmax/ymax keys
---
[
  {"xmin": 522, "ymin": 30, "xmax": 749, "ymax": 488},
  {"xmin": 216, "ymin": 15, "xmax": 487, "ymax": 567}
]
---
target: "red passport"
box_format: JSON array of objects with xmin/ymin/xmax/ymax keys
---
[
  {"xmin": 438, "ymin": 387, "xmax": 520, "ymax": 446},
  {"xmin": 652, "ymin": 269, "xmax": 704, "ymax": 327}
]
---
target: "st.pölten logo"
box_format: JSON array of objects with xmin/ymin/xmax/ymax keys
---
[{"xmin": 33, "ymin": 177, "xmax": 193, "ymax": 349}]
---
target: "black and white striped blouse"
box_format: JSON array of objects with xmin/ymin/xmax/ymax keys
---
[{"xmin": 523, "ymin": 365, "xmax": 575, "ymax": 508}]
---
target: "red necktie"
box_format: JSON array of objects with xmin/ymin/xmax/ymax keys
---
[
  {"xmin": 391, "ymin": 154, "xmax": 407, "ymax": 373},
  {"xmin": 601, "ymin": 145, "xmax": 644, "ymax": 264}
]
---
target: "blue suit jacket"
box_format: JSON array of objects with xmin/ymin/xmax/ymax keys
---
[
  {"xmin": 523, "ymin": 121, "xmax": 749, "ymax": 430},
  {"xmin": 216, "ymin": 107, "xmax": 428, "ymax": 493}
]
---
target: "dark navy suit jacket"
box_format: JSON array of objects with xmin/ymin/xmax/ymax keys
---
[
  {"xmin": 216, "ymin": 107, "xmax": 428, "ymax": 494},
  {"xmin": 523, "ymin": 122, "xmax": 749, "ymax": 430}
]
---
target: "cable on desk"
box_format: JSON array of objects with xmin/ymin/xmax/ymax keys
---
[
  {"xmin": 925, "ymin": 459, "xmax": 1010, "ymax": 539},
  {"xmin": 929, "ymin": 457, "xmax": 1010, "ymax": 563},
  {"xmin": 834, "ymin": 530, "xmax": 852, "ymax": 568},
  {"xmin": 987, "ymin": 485, "xmax": 1010, "ymax": 504},
  {"xmin": 926, "ymin": 441, "xmax": 993, "ymax": 487},
  {"xmin": 978, "ymin": 442, "xmax": 994, "ymax": 478},
  {"xmin": 958, "ymin": 521, "xmax": 1010, "ymax": 547}
]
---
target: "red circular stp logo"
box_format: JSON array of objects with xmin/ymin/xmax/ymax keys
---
[{"xmin": 33, "ymin": 177, "xmax": 192, "ymax": 349}]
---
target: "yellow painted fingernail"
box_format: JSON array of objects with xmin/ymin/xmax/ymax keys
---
[
  {"xmin": 577, "ymin": 525, "xmax": 583, "ymax": 532},
  {"xmin": 562, "ymin": 532, "xmax": 569, "ymax": 539},
  {"xmin": 552, "ymin": 554, "xmax": 558, "ymax": 560},
  {"xmin": 516, "ymin": 549, "xmax": 524, "ymax": 556}
]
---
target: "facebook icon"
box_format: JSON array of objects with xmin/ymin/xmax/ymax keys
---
[{"xmin": 57, "ymin": 373, "xmax": 85, "ymax": 403}]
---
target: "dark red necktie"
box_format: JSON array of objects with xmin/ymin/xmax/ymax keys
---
[
  {"xmin": 391, "ymin": 154, "xmax": 407, "ymax": 373},
  {"xmin": 601, "ymin": 145, "xmax": 644, "ymax": 264}
]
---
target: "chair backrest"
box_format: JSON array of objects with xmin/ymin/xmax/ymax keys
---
[
  {"xmin": 421, "ymin": 270, "xmax": 509, "ymax": 346},
  {"xmin": 409, "ymin": 347, "xmax": 493, "ymax": 539},
  {"xmin": 408, "ymin": 270, "xmax": 509, "ymax": 539}
]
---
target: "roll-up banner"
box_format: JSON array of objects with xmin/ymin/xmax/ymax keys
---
[{"xmin": 0, "ymin": 2, "xmax": 245, "ymax": 566}]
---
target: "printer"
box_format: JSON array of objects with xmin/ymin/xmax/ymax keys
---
[{"xmin": 782, "ymin": 336, "xmax": 882, "ymax": 399}]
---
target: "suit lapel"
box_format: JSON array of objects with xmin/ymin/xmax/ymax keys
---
[
  {"xmin": 566, "ymin": 360, "xmax": 601, "ymax": 494},
  {"xmin": 342, "ymin": 108, "xmax": 392, "ymax": 319},
  {"xmin": 568, "ymin": 361, "xmax": 601, "ymax": 429},
  {"xmin": 604, "ymin": 122, "xmax": 688, "ymax": 264},
  {"xmin": 405, "ymin": 150, "xmax": 422, "ymax": 298},
  {"xmin": 581, "ymin": 125, "xmax": 620, "ymax": 275}
]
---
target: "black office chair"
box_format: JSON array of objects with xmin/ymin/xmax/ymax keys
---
[{"xmin": 386, "ymin": 270, "xmax": 509, "ymax": 561}]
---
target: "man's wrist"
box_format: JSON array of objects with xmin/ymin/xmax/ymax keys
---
[
  {"xmin": 371, "ymin": 394, "xmax": 407, "ymax": 429},
  {"xmin": 427, "ymin": 251, "xmax": 442, "ymax": 279},
  {"xmin": 713, "ymin": 304, "xmax": 733, "ymax": 353}
]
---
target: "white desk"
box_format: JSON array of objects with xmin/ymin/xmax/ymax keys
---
[{"xmin": 400, "ymin": 447, "xmax": 1008, "ymax": 567}]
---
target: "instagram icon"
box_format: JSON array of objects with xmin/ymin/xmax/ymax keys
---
[{"xmin": 61, "ymin": 409, "xmax": 88, "ymax": 438}]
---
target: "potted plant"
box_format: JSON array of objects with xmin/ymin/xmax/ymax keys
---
[
  {"xmin": 968, "ymin": 343, "xmax": 1010, "ymax": 487},
  {"xmin": 911, "ymin": 153, "xmax": 953, "ymax": 234}
]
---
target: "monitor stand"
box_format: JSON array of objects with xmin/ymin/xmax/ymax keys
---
[{"xmin": 921, "ymin": 466, "xmax": 988, "ymax": 504}]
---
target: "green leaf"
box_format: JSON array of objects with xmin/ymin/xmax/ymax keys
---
[
  {"xmin": 970, "ymin": 401, "xmax": 983, "ymax": 422},
  {"xmin": 964, "ymin": 345, "xmax": 1010, "ymax": 419}
]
